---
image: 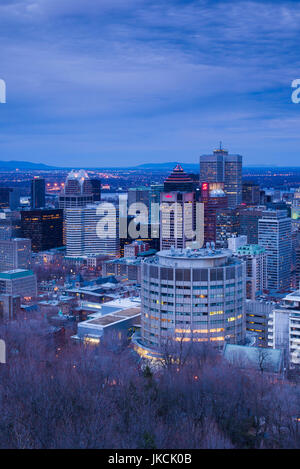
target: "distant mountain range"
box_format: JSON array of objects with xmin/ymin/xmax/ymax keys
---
[
  {"xmin": 0, "ymin": 160, "xmax": 299, "ymax": 172},
  {"xmin": 0, "ymin": 161, "xmax": 58, "ymax": 170}
]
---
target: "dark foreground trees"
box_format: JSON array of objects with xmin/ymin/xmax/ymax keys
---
[{"xmin": 0, "ymin": 319, "xmax": 300, "ymax": 449}]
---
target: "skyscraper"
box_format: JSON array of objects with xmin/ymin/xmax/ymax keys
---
[
  {"xmin": 200, "ymin": 145, "xmax": 243, "ymax": 208},
  {"xmin": 235, "ymin": 244, "xmax": 268, "ymax": 300},
  {"xmin": 258, "ymin": 210, "xmax": 292, "ymax": 291},
  {"xmin": 59, "ymin": 170, "xmax": 94, "ymax": 209},
  {"xmin": 160, "ymin": 165, "xmax": 202, "ymax": 250},
  {"xmin": 21, "ymin": 209, "xmax": 63, "ymax": 252},
  {"xmin": 31, "ymin": 177, "xmax": 45, "ymax": 209},
  {"xmin": 90, "ymin": 178, "xmax": 102, "ymax": 202},
  {"xmin": 66, "ymin": 204, "xmax": 119, "ymax": 258},
  {"xmin": 242, "ymin": 181, "xmax": 261, "ymax": 206},
  {"xmin": 59, "ymin": 170, "xmax": 94, "ymax": 245},
  {"xmin": 200, "ymin": 182, "xmax": 228, "ymax": 244},
  {"xmin": 0, "ymin": 188, "xmax": 21, "ymax": 210}
]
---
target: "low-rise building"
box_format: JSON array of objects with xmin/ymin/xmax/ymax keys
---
[
  {"xmin": 73, "ymin": 298, "xmax": 141, "ymax": 344},
  {"xmin": 0, "ymin": 269, "xmax": 37, "ymax": 300},
  {"xmin": 268, "ymin": 288, "xmax": 300, "ymax": 368}
]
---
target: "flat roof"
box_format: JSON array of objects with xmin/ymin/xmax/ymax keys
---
[{"xmin": 0, "ymin": 269, "xmax": 35, "ymax": 280}]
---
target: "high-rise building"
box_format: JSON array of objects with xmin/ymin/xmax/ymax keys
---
[
  {"xmin": 138, "ymin": 246, "xmax": 246, "ymax": 353},
  {"xmin": 66, "ymin": 204, "xmax": 119, "ymax": 258},
  {"xmin": 216, "ymin": 207, "xmax": 240, "ymax": 247},
  {"xmin": 31, "ymin": 177, "xmax": 45, "ymax": 209},
  {"xmin": 0, "ymin": 211, "xmax": 21, "ymax": 240},
  {"xmin": 292, "ymin": 189, "xmax": 300, "ymax": 221},
  {"xmin": 59, "ymin": 170, "xmax": 94, "ymax": 245},
  {"xmin": 0, "ymin": 238, "xmax": 32, "ymax": 272},
  {"xmin": 258, "ymin": 210, "xmax": 292, "ymax": 291},
  {"xmin": 242, "ymin": 181, "xmax": 261, "ymax": 206},
  {"xmin": 235, "ymin": 244, "xmax": 268, "ymax": 300},
  {"xmin": 59, "ymin": 170, "xmax": 94, "ymax": 209},
  {"xmin": 21, "ymin": 209, "xmax": 63, "ymax": 252},
  {"xmin": 239, "ymin": 207, "xmax": 265, "ymax": 245},
  {"xmin": 0, "ymin": 188, "xmax": 21, "ymax": 210},
  {"xmin": 90, "ymin": 178, "xmax": 102, "ymax": 202},
  {"xmin": 200, "ymin": 145, "xmax": 242, "ymax": 208},
  {"xmin": 200, "ymin": 149, "xmax": 224, "ymax": 184},
  {"xmin": 160, "ymin": 165, "xmax": 203, "ymax": 250},
  {"xmin": 224, "ymin": 154, "xmax": 243, "ymax": 208},
  {"xmin": 268, "ymin": 289, "xmax": 300, "ymax": 367},
  {"xmin": 201, "ymin": 182, "xmax": 228, "ymax": 244}
]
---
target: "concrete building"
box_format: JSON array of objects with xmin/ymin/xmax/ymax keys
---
[
  {"xmin": 235, "ymin": 244, "xmax": 268, "ymax": 300},
  {"xmin": 124, "ymin": 241, "xmax": 150, "ymax": 258},
  {"xmin": 228, "ymin": 235, "xmax": 247, "ymax": 253},
  {"xmin": 59, "ymin": 170, "xmax": 94, "ymax": 209},
  {"xmin": 0, "ymin": 238, "xmax": 32, "ymax": 272},
  {"xmin": 74, "ymin": 298, "xmax": 141, "ymax": 344},
  {"xmin": 245, "ymin": 299, "xmax": 274, "ymax": 347},
  {"xmin": 258, "ymin": 210, "xmax": 292, "ymax": 292},
  {"xmin": 0, "ymin": 210, "xmax": 21, "ymax": 240},
  {"xmin": 160, "ymin": 165, "xmax": 203, "ymax": 251},
  {"xmin": 66, "ymin": 204, "xmax": 120, "ymax": 258},
  {"xmin": 0, "ymin": 294, "xmax": 21, "ymax": 320},
  {"xmin": 139, "ymin": 245, "xmax": 246, "ymax": 352},
  {"xmin": 268, "ymin": 289, "xmax": 300, "ymax": 368},
  {"xmin": 200, "ymin": 182, "xmax": 228, "ymax": 244},
  {"xmin": 0, "ymin": 269, "xmax": 37, "ymax": 300},
  {"xmin": 200, "ymin": 146, "xmax": 243, "ymax": 208}
]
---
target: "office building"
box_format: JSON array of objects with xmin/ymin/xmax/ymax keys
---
[
  {"xmin": 228, "ymin": 235, "xmax": 247, "ymax": 253},
  {"xmin": 160, "ymin": 165, "xmax": 203, "ymax": 250},
  {"xmin": 0, "ymin": 294, "xmax": 21, "ymax": 320},
  {"xmin": 0, "ymin": 188, "xmax": 21, "ymax": 210},
  {"xmin": 201, "ymin": 182, "xmax": 228, "ymax": 244},
  {"xmin": 235, "ymin": 244, "xmax": 268, "ymax": 300},
  {"xmin": 0, "ymin": 238, "xmax": 32, "ymax": 272},
  {"xmin": 258, "ymin": 210, "xmax": 291, "ymax": 291},
  {"xmin": 242, "ymin": 181, "xmax": 260, "ymax": 206},
  {"xmin": 90, "ymin": 178, "xmax": 101, "ymax": 202},
  {"xmin": 59, "ymin": 170, "xmax": 94, "ymax": 210},
  {"xmin": 31, "ymin": 177, "xmax": 45, "ymax": 209},
  {"xmin": 268, "ymin": 289, "xmax": 300, "ymax": 368},
  {"xmin": 239, "ymin": 207, "xmax": 265, "ymax": 245},
  {"xmin": 246, "ymin": 300, "xmax": 273, "ymax": 347},
  {"xmin": 200, "ymin": 146, "xmax": 243, "ymax": 208},
  {"xmin": 66, "ymin": 204, "xmax": 119, "ymax": 258},
  {"xmin": 0, "ymin": 269, "xmax": 37, "ymax": 300},
  {"xmin": 216, "ymin": 207, "xmax": 240, "ymax": 247},
  {"xmin": 21, "ymin": 209, "xmax": 63, "ymax": 252},
  {"xmin": 139, "ymin": 245, "xmax": 246, "ymax": 352},
  {"xmin": 0, "ymin": 211, "xmax": 21, "ymax": 240}
]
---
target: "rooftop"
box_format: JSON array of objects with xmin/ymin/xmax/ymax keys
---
[
  {"xmin": 0, "ymin": 269, "xmax": 35, "ymax": 280},
  {"xmin": 236, "ymin": 244, "xmax": 266, "ymax": 256},
  {"xmin": 223, "ymin": 344, "xmax": 283, "ymax": 373}
]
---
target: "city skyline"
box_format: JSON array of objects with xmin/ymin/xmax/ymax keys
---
[{"xmin": 0, "ymin": 0, "xmax": 300, "ymax": 167}]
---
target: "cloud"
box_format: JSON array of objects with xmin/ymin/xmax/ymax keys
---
[{"xmin": 0, "ymin": 0, "xmax": 300, "ymax": 165}]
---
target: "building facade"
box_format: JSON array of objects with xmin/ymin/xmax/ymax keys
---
[
  {"xmin": 258, "ymin": 210, "xmax": 292, "ymax": 291},
  {"xmin": 140, "ymin": 246, "xmax": 246, "ymax": 351}
]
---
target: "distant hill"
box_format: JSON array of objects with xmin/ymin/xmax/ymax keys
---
[
  {"xmin": 0, "ymin": 161, "xmax": 58, "ymax": 171},
  {"xmin": 133, "ymin": 162, "xmax": 199, "ymax": 171}
]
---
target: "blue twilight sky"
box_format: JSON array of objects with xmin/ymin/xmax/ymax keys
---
[{"xmin": 0, "ymin": 0, "xmax": 300, "ymax": 167}]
